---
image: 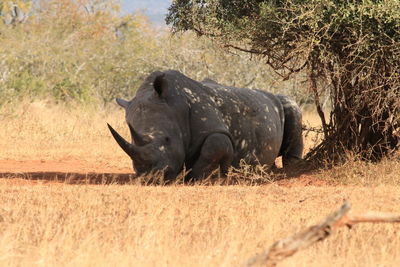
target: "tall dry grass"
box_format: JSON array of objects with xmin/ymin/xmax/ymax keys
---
[
  {"xmin": 0, "ymin": 184, "xmax": 399, "ymax": 266},
  {"xmin": 0, "ymin": 100, "xmax": 130, "ymax": 170}
]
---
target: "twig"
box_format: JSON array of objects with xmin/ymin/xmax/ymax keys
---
[
  {"xmin": 309, "ymin": 63, "xmax": 329, "ymax": 139},
  {"xmin": 343, "ymin": 212, "xmax": 400, "ymax": 225},
  {"xmin": 244, "ymin": 201, "xmax": 400, "ymax": 267}
]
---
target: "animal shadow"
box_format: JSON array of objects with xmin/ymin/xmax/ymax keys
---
[{"xmin": 0, "ymin": 171, "xmax": 137, "ymax": 185}]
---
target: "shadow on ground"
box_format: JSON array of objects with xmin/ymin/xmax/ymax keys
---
[
  {"xmin": 0, "ymin": 161, "xmax": 320, "ymax": 186},
  {"xmin": 0, "ymin": 172, "xmax": 137, "ymax": 184}
]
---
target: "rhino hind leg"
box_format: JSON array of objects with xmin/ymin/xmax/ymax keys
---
[
  {"xmin": 277, "ymin": 95, "xmax": 304, "ymax": 167},
  {"xmin": 188, "ymin": 133, "xmax": 234, "ymax": 180}
]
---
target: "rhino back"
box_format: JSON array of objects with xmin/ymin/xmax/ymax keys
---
[{"xmin": 191, "ymin": 79, "xmax": 285, "ymax": 167}]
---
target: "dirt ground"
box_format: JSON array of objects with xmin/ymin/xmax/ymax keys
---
[
  {"xmin": 0, "ymin": 159, "xmax": 331, "ymax": 187},
  {"xmin": 0, "ymin": 159, "xmax": 132, "ymax": 175},
  {"xmin": 0, "ymin": 160, "xmax": 135, "ymax": 185}
]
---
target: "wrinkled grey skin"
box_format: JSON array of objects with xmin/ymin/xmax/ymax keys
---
[{"xmin": 108, "ymin": 70, "xmax": 303, "ymax": 180}]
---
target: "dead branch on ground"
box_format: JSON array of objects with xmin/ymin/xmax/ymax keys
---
[{"xmin": 244, "ymin": 201, "xmax": 400, "ymax": 267}]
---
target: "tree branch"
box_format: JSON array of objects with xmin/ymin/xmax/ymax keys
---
[{"xmin": 244, "ymin": 201, "xmax": 400, "ymax": 267}]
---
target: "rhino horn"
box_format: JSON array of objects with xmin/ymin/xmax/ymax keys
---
[
  {"xmin": 128, "ymin": 124, "xmax": 148, "ymax": 146},
  {"xmin": 107, "ymin": 123, "xmax": 139, "ymax": 158}
]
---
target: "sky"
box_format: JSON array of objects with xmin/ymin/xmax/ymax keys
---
[{"xmin": 121, "ymin": 0, "xmax": 172, "ymax": 25}]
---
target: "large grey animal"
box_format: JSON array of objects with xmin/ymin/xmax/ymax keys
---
[{"xmin": 107, "ymin": 70, "xmax": 303, "ymax": 180}]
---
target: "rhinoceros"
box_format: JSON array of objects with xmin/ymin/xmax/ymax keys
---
[{"xmin": 107, "ymin": 70, "xmax": 303, "ymax": 180}]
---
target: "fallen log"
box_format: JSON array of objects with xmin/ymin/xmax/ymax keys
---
[{"xmin": 245, "ymin": 201, "xmax": 400, "ymax": 267}]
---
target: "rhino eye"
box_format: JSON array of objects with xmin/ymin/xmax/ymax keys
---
[{"xmin": 164, "ymin": 136, "xmax": 171, "ymax": 144}]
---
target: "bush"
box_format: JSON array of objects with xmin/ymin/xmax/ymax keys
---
[
  {"xmin": 0, "ymin": 1, "xmax": 159, "ymax": 105},
  {"xmin": 167, "ymin": 0, "xmax": 400, "ymax": 162},
  {"xmin": 0, "ymin": 0, "xmax": 312, "ymax": 108}
]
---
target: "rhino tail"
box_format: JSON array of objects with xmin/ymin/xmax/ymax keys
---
[{"xmin": 277, "ymin": 95, "xmax": 304, "ymax": 166}]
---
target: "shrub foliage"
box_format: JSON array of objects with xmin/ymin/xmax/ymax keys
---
[
  {"xmin": 167, "ymin": 0, "xmax": 400, "ymax": 162},
  {"xmin": 0, "ymin": 0, "xmax": 293, "ymax": 108}
]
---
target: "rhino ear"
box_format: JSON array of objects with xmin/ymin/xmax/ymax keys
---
[
  {"xmin": 153, "ymin": 74, "xmax": 167, "ymax": 97},
  {"xmin": 116, "ymin": 98, "xmax": 129, "ymax": 109}
]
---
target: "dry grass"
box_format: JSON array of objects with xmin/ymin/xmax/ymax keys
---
[
  {"xmin": 0, "ymin": 100, "xmax": 131, "ymax": 170},
  {"xmin": 302, "ymin": 110, "xmax": 324, "ymax": 155},
  {"xmin": 0, "ymin": 184, "xmax": 399, "ymax": 266},
  {"xmin": 1, "ymin": 102, "xmax": 400, "ymax": 266},
  {"xmin": 317, "ymin": 155, "xmax": 400, "ymax": 186}
]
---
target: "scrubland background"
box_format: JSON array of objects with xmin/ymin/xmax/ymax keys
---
[
  {"xmin": 0, "ymin": 0, "xmax": 307, "ymax": 107},
  {"xmin": 0, "ymin": 1, "xmax": 400, "ymax": 266}
]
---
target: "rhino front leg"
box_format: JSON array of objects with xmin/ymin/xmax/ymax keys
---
[{"xmin": 189, "ymin": 133, "xmax": 234, "ymax": 180}]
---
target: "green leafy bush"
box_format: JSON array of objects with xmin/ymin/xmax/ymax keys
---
[{"xmin": 167, "ymin": 0, "xmax": 400, "ymax": 162}]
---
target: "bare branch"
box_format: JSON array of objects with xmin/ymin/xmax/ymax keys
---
[
  {"xmin": 344, "ymin": 212, "xmax": 400, "ymax": 225},
  {"xmin": 244, "ymin": 202, "xmax": 400, "ymax": 267}
]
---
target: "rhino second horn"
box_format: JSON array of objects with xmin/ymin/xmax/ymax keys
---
[
  {"xmin": 107, "ymin": 123, "xmax": 139, "ymax": 158},
  {"xmin": 116, "ymin": 98, "xmax": 129, "ymax": 109},
  {"xmin": 129, "ymin": 124, "xmax": 148, "ymax": 146}
]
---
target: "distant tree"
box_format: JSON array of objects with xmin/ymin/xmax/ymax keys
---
[
  {"xmin": 167, "ymin": 0, "xmax": 400, "ymax": 163},
  {"xmin": 26, "ymin": 0, "xmax": 121, "ymax": 40},
  {"xmin": 0, "ymin": 0, "xmax": 31, "ymax": 25}
]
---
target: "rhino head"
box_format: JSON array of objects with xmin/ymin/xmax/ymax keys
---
[{"xmin": 107, "ymin": 72, "xmax": 190, "ymax": 180}]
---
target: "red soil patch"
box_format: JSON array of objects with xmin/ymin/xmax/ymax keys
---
[
  {"xmin": 0, "ymin": 160, "xmax": 134, "ymax": 185},
  {"xmin": 0, "ymin": 159, "xmax": 131, "ymax": 173},
  {"xmin": 275, "ymin": 174, "xmax": 332, "ymax": 187}
]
